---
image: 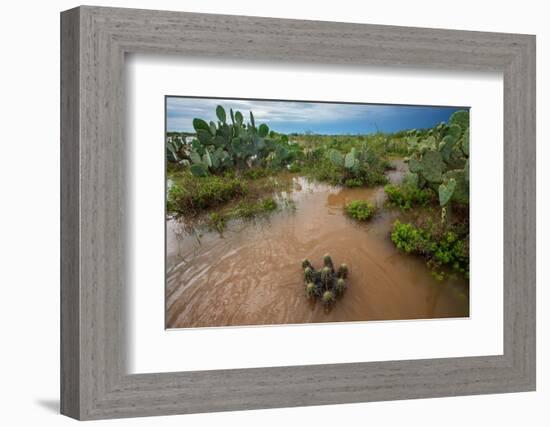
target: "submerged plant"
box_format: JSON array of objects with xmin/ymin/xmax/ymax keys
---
[
  {"xmin": 322, "ymin": 290, "xmax": 335, "ymax": 306},
  {"xmin": 323, "ymin": 253, "xmax": 335, "ymax": 273},
  {"xmin": 335, "ymin": 278, "xmax": 347, "ymax": 297},
  {"xmin": 305, "ymin": 282, "xmax": 318, "ymax": 298},
  {"xmin": 300, "ymin": 255, "xmax": 349, "ymax": 306},
  {"xmin": 208, "ymin": 212, "xmax": 226, "ymax": 233},
  {"xmin": 321, "ymin": 266, "xmax": 332, "ymax": 290},
  {"xmin": 302, "ymin": 258, "xmax": 313, "ymax": 269},
  {"xmin": 338, "ymin": 264, "xmax": 348, "ymax": 279},
  {"xmin": 304, "ymin": 266, "xmax": 316, "ymax": 283}
]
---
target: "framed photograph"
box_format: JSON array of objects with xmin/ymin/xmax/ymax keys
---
[{"xmin": 61, "ymin": 6, "xmax": 536, "ymax": 420}]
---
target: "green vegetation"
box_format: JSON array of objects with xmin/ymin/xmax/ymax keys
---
[
  {"xmin": 299, "ymin": 142, "xmax": 388, "ymax": 187},
  {"xmin": 167, "ymin": 172, "xmax": 246, "ymax": 214},
  {"xmin": 300, "ymin": 254, "xmax": 348, "ymax": 307},
  {"xmin": 382, "ymin": 110, "xmax": 470, "ymax": 278},
  {"xmin": 345, "ymin": 200, "xmax": 376, "ymax": 221},
  {"xmin": 167, "ymin": 104, "xmax": 470, "ymax": 286},
  {"xmin": 166, "ymin": 105, "xmax": 399, "ymax": 229},
  {"xmin": 208, "ymin": 212, "xmax": 226, "ymax": 233},
  {"xmin": 167, "ymin": 105, "xmax": 299, "ymax": 176},
  {"xmin": 391, "ymin": 217, "xmax": 469, "ymax": 279},
  {"xmin": 229, "ymin": 197, "xmax": 277, "ymax": 219},
  {"xmin": 204, "ymin": 197, "xmax": 279, "ymax": 232},
  {"xmin": 384, "ymin": 179, "xmax": 433, "ymax": 210},
  {"xmin": 405, "ymin": 110, "xmax": 469, "ymax": 207}
]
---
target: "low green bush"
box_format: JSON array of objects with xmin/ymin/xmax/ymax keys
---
[
  {"xmin": 345, "ymin": 200, "xmax": 376, "ymax": 221},
  {"xmin": 208, "ymin": 212, "xmax": 226, "ymax": 232},
  {"xmin": 344, "ymin": 178, "xmax": 364, "ymax": 188},
  {"xmin": 384, "ymin": 183, "xmax": 432, "ymax": 210},
  {"xmin": 242, "ymin": 167, "xmax": 272, "ymax": 180},
  {"xmin": 167, "ymin": 173, "xmax": 247, "ymax": 214},
  {"xmin": 302, "ymin": 159, "xmax": 342, "ymax": 185},
  {"xmin": 230, "ymin": 197, "xmax": 278, "ymax": 219},
  {"xmin": 287, "ymin": 162, "xmax": 302, "ymax": 173},
  {"xmin": 391, "ymin": 219, "xmax": 469, "ymax": 278},
  {"xmin": 303, "ymin": 158, "xmax": 387, "ymax": 188}
]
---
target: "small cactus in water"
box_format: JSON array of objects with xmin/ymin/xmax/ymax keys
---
[
  {"xmin": 323, "ymin": 253, "xmax": 335, "ymax": 273},
  {"xmin": 321, "ymin": 266, "xmax": 332, "ymax": 290},
  {"xmin": 299, "ymin": 255, "xmax": 349, "ymax": 307},
  {"xmin": 305, "ymin": 282, "xmax": 317, "ymax": 298},
  {"xmin": 335, "ymin": 278, "xmax": 347, "ymax": 297},
  {"xmin": 304, "ymin": 266, "xmax": 315, "ymax": 283},
  {"xmin": 322, "ymin": 290, "xmax": 335, "ymax": 306},
  {"xmin": 338, "ymin": 263, "xmax": 349, "ymax": 279},
  {"xmin": 302, "ymin": 258, "xmax": 313, "ymax": 269}
]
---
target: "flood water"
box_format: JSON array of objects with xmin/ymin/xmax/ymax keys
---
[{"xmin": 166, "ymin": 160, "xmax": 469, "ymax": 329}]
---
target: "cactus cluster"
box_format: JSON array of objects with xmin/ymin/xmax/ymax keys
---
[
  {"xmin": 327, "ymin": 144, "xmax": 388, "ymax": 187},
  {"xmin": 405, "ymin": 110, "xmax": 469, "ymax": 207},
  {"xmin": 168, "ymin": 105, "xmax": 298, "ymax": 177},
  {"xmin": 166, "ymin": 135, "xmax": 185, "ymax": 163},
  {"xmin": 328, "ymin": 146, "xmax": 364, "ymax": 173},
  {"xmin": 301, "ymin": 254, "xmax": 349, "ymax": 307}
]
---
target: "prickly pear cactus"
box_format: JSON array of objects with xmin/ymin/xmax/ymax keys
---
[
  {"xmin": 418, "ymin": 150, "xmax": 444, "ymax": 183},
  {"xmin": 328, "ymin": 149, "xmax": 344, "ymax": 167},
  {"xmin": 179, "ymin": 105, "xmax": 294, "ymax": 176},
  {"xmin": 438, "ymin": 178, "xmax": 457, "ymax": 207},
  {"xmin": 406, "ymin": 109, "xmax": 470, "ymax": 207}
]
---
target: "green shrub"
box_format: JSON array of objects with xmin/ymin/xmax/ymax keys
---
[
  {"xmin": 242, "ymin": 167, "xmax": 272, "ymax": 180},
  {"xmin": 384, "ymin": 183, "xmax": 432, "ymax": 210},
  {"xmin": 208, "ymin": 212, "xmax": 226, "ymax": 232},
  {"xmin": 230, "ymin": 197, "xmax": 277, "ymax": 219},
  {"xmin": 167, "ymin": 173, "xmax": 246, "ymax": 214},
  {"xmin": 303, "ymin": 157, "xmax": 387, "ymax": 188},
  {"xmin": 344, "ymin": 178, "xmax": 364, "ymax": 187},
  {"xmin": 362, "ymin": 168, "xmax": 388, "ymax": 186},
  {"xmin": 302, "ymin": 159, "xmax": 342, "ymax": 185},
  {"xmin": 391, "ymin": 220, "xmax": 469, "ymax": 278},
  {"xmin": 287, "ymin": 162, "xmax": 302, "ymax": 173},
  {"xmin": 345, "ymin": 200, "xmax": 376, "ymax": 221}
]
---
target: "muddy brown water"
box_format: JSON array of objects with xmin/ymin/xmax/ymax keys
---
[{"xmin": 166, "ymin": 159, "xmax": 469, "ymax": 329}]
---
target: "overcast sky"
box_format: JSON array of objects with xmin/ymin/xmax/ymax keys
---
[{"xmin": 166, "ymin": 97, "xmax": 466, "ymax": 135}]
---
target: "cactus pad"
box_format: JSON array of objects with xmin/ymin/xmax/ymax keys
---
[
  {"xmin": 450, "ymin": 110, "xmax": 469, "ymax": 130},
  {"xmin": 418, "ymin": 150, "xmax": 444, "ymax": 183},
  {"xmin": 328, "ymin": 149, "xmax": 344, "ymax": 167},
  {"xmin": 438, "ymin": 178, "xmax": 457, "ymax": 207},
  {"xmin": 443, "ymin": 170, "xmax": 469, "ymax": 204}
]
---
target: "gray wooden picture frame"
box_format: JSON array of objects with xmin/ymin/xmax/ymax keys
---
[{"xmin": 60, "ymin": 5, "xmax": 536, "ymax": 421}]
